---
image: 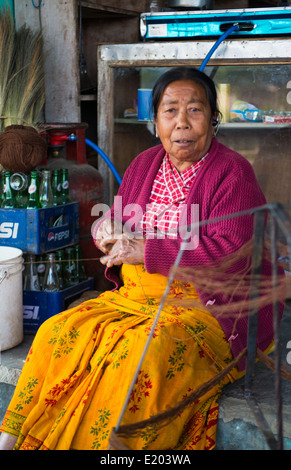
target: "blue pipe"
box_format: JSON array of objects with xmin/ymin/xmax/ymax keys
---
[
  {"xmin": 31, "ymin": 0, "xmax": 43, "ymax": 7},
  {"xmin": 85, "ymin": 138, "xmax": 122, "ymax": 186},
  {"xmin": 199, "ymin": 24, "xmax": 240, "ymax": 72}
]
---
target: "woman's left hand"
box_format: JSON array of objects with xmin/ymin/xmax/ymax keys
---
[{"xmin": 99, "ymin": 237, "xmax": 145, "ymax": 267}]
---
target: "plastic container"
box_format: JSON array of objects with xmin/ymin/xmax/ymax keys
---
[
  {"xmin": 138, "ymin": 89, "xmax": 154, "ymax": 121},
  {"xmin": 230, "ymin": 99, "xmax": 262, "ymax": 122},
  {"xmin": 263, "ymin": 114, "xmax": 291, "ymax": 124},
  {"xmin": 0, "ymin": 247, "xmax": 23, "ymax": 351},
  {"xmin": 0, "ymin": 202, "xmax": 79, "ymax": 254},
  {"xmin": 23, "ymin": 277, "xmax": 94, "ymax": 333}
]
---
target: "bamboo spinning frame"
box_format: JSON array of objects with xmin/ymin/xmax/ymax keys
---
[{"xmin": 109, "ymin": 202, "xmax": 291, "ymax": 451}]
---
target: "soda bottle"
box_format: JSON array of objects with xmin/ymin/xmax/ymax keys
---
[
  {"xmin": 1, "ymin": 171, "xmax": 16, "ymax": 208},
  {"xmin": 75, "ymin": 244, "xmax": 87, "ymax": 282},
  {"xmin": 51, "ymin": 169, "xmax": 62, "ymax": 206},
  {"xmin": 26, "ymin": 171, "xmax": 41, "ymax": 209},
  {"xmin": 60, "ymin": 168, "xmax": 71, "ymax": 204},
  {"xmin": 36, "ymin": 254, "xmax": 46, "ymax": 290},
  {"xmin": 39, "ymin": 169, "xmax": 54, "ymax": 208},
  {"xmin": 23, "ymin": 254, "xmax": 41, "ymax": 291},
  {"xmin": 64, "ymin": 247, "xmax": 78, "ymax": 286},
  {"xmin": 0, "ymin": 170, "xmax": 5, "ymax": 204},
  {"xmin": 10, "ymin": 172, "xmax": 29, "ymax": 208},
  {"xmin": 43, "ymin": 252, "xmax": 60, "ymax": 292},
  {"xmin": 56, "ymin": 249, "xmax": 65, "ymax": 290},
  {"xmin": 10, "ymin": 172, "xmax": 29, "ymax": 192}
]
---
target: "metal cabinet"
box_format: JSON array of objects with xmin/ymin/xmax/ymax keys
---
[{"xmin": 97, "ymin": 39, "xmax": 291, "ymax": 205}]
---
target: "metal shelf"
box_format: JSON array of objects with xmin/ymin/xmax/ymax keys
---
[{"xmin": 98, "ymin": 39, "xmax": 291, "ymax": 204}]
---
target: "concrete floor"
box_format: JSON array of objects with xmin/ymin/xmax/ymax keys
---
[{"xmin": 216, "ymin": 305, "xmax": 291, "ymax": 450}]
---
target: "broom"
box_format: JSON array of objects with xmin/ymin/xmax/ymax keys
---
[
  {"xmin": 0, "ymin": 8, "xmax": 45, "ymax": 132},
  {"xmin": 4, "ymin": 25, "xmax": 45, "ymax": 129},
  {"xmin": 0, "ymin": 8, "xmax": 15, "ymax": 133}
]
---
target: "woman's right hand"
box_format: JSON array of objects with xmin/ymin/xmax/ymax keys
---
[
  {"xmin": 94, "ymin": 219, "xmax": 124, "ymax": 254},
  {"xmin": 99, "ymin": 237, "xmax": 145, "ymax": 267}
]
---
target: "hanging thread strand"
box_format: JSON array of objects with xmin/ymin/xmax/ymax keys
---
[{"xmin": 108, "ymin": 240, "xmax": 188, "ymax": 449}]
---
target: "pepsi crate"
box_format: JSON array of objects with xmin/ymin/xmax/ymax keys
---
[
  {"xmin": 23, "ymin": 277, "xmax": 94, "ymax": 333},
  {"xmin": 0, "ymin": 202, "xmax": 79, "ymax": 254}
]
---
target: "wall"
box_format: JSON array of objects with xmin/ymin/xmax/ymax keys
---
[
  {"xmin": 14, "ymin": 0, "xmax": 80, "ymax": 123},
  {"xmin": 0, "ymin": 0, "xmax": 13, "ymax": 15}
]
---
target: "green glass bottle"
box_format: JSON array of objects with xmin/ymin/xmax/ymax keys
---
[
  {"xmin": 1, "ymin": 171, "xmax": 16, "ymax": 208},
  {"xmin": 10, "ymin": 172, "xmax": 29, "ymax": 208},
  {"xmin": 26, "ymin": 171, "xmax": 40, "ymax": 209},
  {"xmin": 0, "ymin": 170, "xmax": 5, "ymax": 205},
  {"xmin": 52, "ymin": 169, "xmax": 62, "ymax": 206},
  {"xmin": 61, "ymin": 168, "xmax": 71, "ymax": 204}
]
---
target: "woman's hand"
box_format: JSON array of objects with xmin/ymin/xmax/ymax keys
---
[
  {"xmin": 94, "ymin": 219, "xmax": 124, "ymax": 254},
  {"xmin": 99, "ymin": 237, "xmax": 145, "ymax": 267}
]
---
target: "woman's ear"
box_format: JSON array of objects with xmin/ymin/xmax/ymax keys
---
[
  {"xmin": 154, "ymin": 117, "xmax": 159, "ymax": 138},
  {"xmin": 212, "ymin": 111, "xmax": 222, "ymax": 127},
  {"xmin": 212, "ymin": 113, "xmax": 219, "ymax": 126}
]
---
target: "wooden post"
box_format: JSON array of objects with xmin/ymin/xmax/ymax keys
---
[{"xmin": 14, "ymin": 0, "xmax": 80, "ymax": 123}]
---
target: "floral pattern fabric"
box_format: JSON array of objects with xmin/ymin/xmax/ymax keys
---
[{"xmin": 0, "ymin": 265, "xmax": 239, "ymax": 450}]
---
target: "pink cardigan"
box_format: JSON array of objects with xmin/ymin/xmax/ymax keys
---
[{"xmin": 93, "ymin": 138, "xmax": 284, "ymax": 370}]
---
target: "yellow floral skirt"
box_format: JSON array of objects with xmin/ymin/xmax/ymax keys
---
[{"xmin": 0, "ymin": 264, "xmax": 240, "ymax": 450}]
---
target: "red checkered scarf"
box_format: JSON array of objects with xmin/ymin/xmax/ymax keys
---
[{"xmin": 136, "ymin": 152, "xmax": 207, "ymax": 238}]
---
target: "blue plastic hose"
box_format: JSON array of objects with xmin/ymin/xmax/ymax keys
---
[
  {"xmin": 199, "ymin": 24, "xmax": 240, "ymax": 72},
  {"xmin": 85, "ymin": 138, "xmax": 122, "ymax": 186},
  {"xmin": 31, "ymin": 0, "xmax": 43, "ymax": 7}
]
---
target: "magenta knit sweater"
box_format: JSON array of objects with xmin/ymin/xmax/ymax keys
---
[{"xmin": 94, "ymin": 138, "xmax": 284, "ymax": 370}]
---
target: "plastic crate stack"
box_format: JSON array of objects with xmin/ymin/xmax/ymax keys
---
[{"xmin": 0, "ymin": 170, "xmax": 94, "ymax": 333}]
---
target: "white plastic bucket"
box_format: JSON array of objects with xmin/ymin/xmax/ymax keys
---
[{"xmin": 0, "ymin": 247, "xmax": 24, "ymax": 351}]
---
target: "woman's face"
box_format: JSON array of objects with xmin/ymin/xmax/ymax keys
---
[{"xmin": 155, "ymin": 80, "xmax": 216, "ymax": 172}]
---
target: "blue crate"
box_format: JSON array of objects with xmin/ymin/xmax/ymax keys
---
[
  {"xmin": 23, "ymin": 277, "xmax": 95, "ymax": 333},
  {"xmin": 0, "ymin": 202, "xmax": 79, "ymax": 254}
]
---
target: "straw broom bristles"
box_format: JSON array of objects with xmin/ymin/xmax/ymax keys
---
[
  {"xmin": 5, "ymin": 27, "xmax": 45, "ymax": 126},
  {"xmin": 0, "ymin": 8, "xmax": 15, "ymax": 131},
  {"xmin": 22, "ymin": 32, "xmax": 45, "ymax": 127},
  {"xmin": 0, "ymin": 8, "xmax": 45, "ymax": 132},
  {"xmin": 4, "ymin": 26, "xmax": 45, "ymax": 129}
]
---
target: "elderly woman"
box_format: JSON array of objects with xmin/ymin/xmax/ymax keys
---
[{"xmin": 0, "ymin": 67, "xmax": 283, "ymax": 450}]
